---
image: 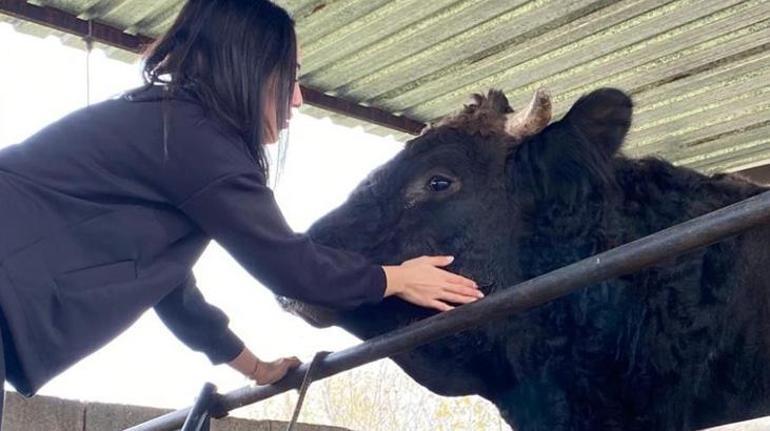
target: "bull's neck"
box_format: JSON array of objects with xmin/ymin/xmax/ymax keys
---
[{"xmin": 520, "ymin": 194, "xmax": 619, "ymax": 280}]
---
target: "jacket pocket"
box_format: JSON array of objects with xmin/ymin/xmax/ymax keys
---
[{"xmin": 54, "ymin": 260, "xmax": 137, "ymax": 292}]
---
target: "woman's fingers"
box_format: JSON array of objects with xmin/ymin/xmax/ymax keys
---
[
  {"xmin": 420, "ymin": 257, "xmax": 478, "ymax": 288},
  {"xmin": 438, "ymin": 291, "xmax": 479, "ymax": 305},
  {"xmin": 255, "ymin": 356, "xmax": 302, "ymax": 385},
  {"xmin": 277, "ymin": 357, "xmax": 301, "ymax": 375},
  {"xmin": 407, "ymin": 255, "xmax": 454, "ymax": 267},
  {"xmin": 445, "ymin": 272, "xmax": 478, "ymax": 288},
  {"xmin": 444, "ymin": 284, "xmax": 485, "ymax": 299},
  {"xmin": 388, "ymin": 255, "xmax": 486, "ymax": 312},
  {"xmin": 430, "ymin": 255, "xmax": 455, "ymax": 267},
  {"xmin": 427, "ymin": 300, "xmax": 455, "ymax": 312}
]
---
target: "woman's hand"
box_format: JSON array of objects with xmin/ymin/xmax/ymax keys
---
[
  {"xmin": 228, "ymin": 348, "xmax": 301, "ymax": 385},
  {"xmin": 382, "ymin": 256, "xmax": 483, "ymax": 312},
  {"xmin": 251, "ymin": 356, "xmax": 302, "ymax": 385}
]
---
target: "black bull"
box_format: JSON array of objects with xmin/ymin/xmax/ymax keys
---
[{"xmin": 280, "ymin": 88, "xmax": 770, "ymax": 431}]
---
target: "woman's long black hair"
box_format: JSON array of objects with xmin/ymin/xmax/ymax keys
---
[{"xmin": 142, "ymin": 0, "xmax": 297, "ymax": 178}]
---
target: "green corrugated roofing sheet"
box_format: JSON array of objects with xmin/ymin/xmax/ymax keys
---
[{"xmin": 2, "ymin": 0, "xmax": 770, "ymax": 172}]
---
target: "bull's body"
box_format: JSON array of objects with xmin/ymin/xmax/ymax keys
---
[{"xmin": 284, "ymin": 89, "xmax": 770, "ymax": 430}]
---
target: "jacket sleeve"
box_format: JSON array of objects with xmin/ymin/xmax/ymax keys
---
[
  {"xmin": 176, "ymin": 171, "xmax": 386, "ymax": 309},
  {"xmin": 155, "ymin": 275, "xmax": 245, "ymax": 364}
]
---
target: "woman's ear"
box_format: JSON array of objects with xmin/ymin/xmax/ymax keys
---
[{"xmin": 563, "ymin": 88, "xmax": 633, "ymax": 157}]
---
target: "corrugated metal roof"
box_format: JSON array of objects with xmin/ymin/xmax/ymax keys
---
[{"xmin": 2, "ymin": 0, "xmax": 770, "ymax": 173}]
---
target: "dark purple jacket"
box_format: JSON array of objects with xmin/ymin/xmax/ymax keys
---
[{"xmin": 0, "ymin": 85, "xmax": 385, "ymax": 395}]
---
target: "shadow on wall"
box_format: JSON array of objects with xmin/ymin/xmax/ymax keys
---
[{"xmin": 2, "ymin": 391, "xmax": 351, "ymax": 431}]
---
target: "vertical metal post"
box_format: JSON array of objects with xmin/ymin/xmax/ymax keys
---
[
  {"xmin": 83, "ymin": 19, "xmax": 93, "ymax": 106},
  {"xmin": 180, "ymin": 383, "xmax": 217, "ymax": 431}
]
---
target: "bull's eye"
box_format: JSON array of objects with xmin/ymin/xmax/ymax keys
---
[{"xmin": 428, "ymin": 176, "xmax": 453, "ymax": 192}]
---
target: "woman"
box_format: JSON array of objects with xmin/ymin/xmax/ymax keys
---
[{"xmin": 0, "ymin": 0, "xmax": 481, "ymax": 422}]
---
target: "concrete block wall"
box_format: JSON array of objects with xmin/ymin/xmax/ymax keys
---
[{"xmin": 3, "ymin": 392, "xmax": 350, "ymax": 431}]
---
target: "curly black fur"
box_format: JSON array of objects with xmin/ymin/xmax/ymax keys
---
[{"xmin": 294, "ymin": 88, "xmax": 770, "ymax": 430}]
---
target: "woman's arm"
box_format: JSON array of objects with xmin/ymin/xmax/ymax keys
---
[
  {"xmin": 154, "ymin": 274, "xmax": 244, "ymax": 364},
  {"xmin": 155, "ymin": 275, "xmax": 301, "ymax": 383},
  {"xmin": 177, "ymin": 171, "xmax": 480, "ymax": 311},
  {"xmin": 178, "ymin": 171, "xmax": 386, "ymax": 308}
]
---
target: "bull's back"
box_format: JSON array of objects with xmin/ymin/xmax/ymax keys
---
[
  {"xmin": 617, "ymin": 163, "xmax": 770, "ymax": 428},
  {"xmin": 695, "ymin": 223, "xmax": 770, "ymax": 427}
]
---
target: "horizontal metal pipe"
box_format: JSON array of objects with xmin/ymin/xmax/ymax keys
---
[{"xmin": 127, "ymin": 190, "xmax": 770, "ymax": 431}]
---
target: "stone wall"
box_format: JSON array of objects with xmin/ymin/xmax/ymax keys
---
[{"xmin": 3, "ymin": 391, "xmax": 350, "ymax": 431}]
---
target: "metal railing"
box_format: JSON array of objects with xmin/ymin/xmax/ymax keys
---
[{"xmin": 127, "ymin": 189, "xmax": 770, "ymax": 431}]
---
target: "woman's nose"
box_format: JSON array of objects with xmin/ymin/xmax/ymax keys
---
[{"xmin": 292, "ymin": 82, "xmax": 303, "ymax": 108}]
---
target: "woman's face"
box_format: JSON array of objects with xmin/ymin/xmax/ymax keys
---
[{"xmin": 263, "ymin": 71, "xmax": 303, "ymax": 145}]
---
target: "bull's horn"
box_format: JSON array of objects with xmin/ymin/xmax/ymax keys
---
[{"xmin": 504, "ymin": 88, "xmax": 552, "ymax": 139}]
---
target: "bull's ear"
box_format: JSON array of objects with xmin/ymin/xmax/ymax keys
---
[{"xmin": 563, "ymin": 88, "xmax": 632, "ymax": 156}]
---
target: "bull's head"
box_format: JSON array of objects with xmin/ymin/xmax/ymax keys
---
[{"xmin": 278, "ymin": 87, "xmax": 632, "ymax": 401}]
